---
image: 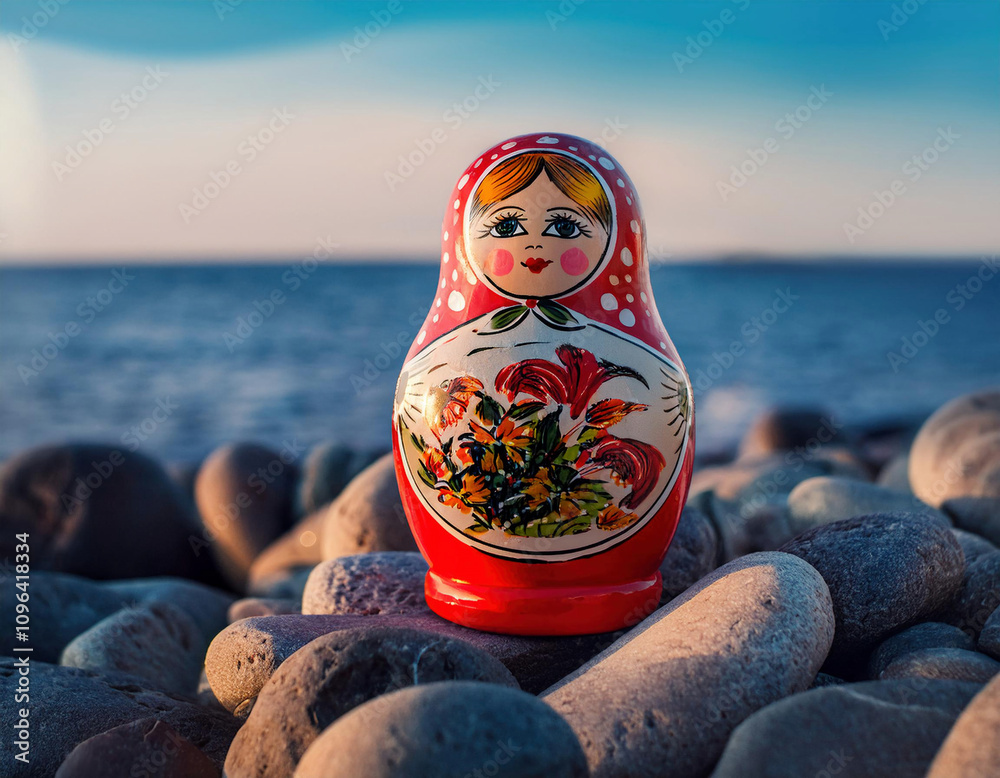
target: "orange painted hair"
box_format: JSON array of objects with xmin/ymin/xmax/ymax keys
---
[{"xmin": 471, "ymin": 152, "xmax": 613, "ymax": 231}]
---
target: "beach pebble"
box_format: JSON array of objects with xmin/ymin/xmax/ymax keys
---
[
  {"xmin": 952, "ymin": 528, "xmax": 998, "ymax": 564},
  {"xmin": 787, "ymin": 476, "xmax": 949, "ymax": 534},
  {"xmin": 54, "ymin": 718, "xmax": 218, "ymax": 778},
  {"xmin": 878, "ymin": 452, "xmax": 912, "ymax": 491},
  {"xmin": 909, "ymin": 389, "xmax": 1000, "ymax": 507},
  {"xmin": 247, "ymin": 510, "xmax": 325, "ymax": 588},
  {"xmin": 1, "ymin": 572, "xmax": 122, "ymax": 662},
  {"xmin": 228, "ymin": 597, "xmax": 300, "ymax": 622},
  {"xmin": 704, "ymin": 494, "xmax": 795, "ymax": 563},
  {"xmin": 542, "ymin": 552, "xmax": 835, "ymax": 778},
  {"xmin": 0, "ymin": 571, "xmax": 232, "ymax": 663},
  {"xmin": 945, "ymin": 495, "xmax": 1000, "ymax": 547},
  {"xmin": 879, "ymin": 647, "xmax": 1000, "ymax": 683},
  {"xmin": 779, "ymin": 512, "xmax": 965, "ymax": 668},
  {"xmin": 60, "ymin": 602, "xmax": 205, "ymax": 697},
  {"xmin": 0, "ymin": 659, "xmax": 240, "ymax": 774},
  {"xmin": 0, "ymin": 443, "xmax": 218, "ymax": 583},
  {"xmin": 302, "ymin": 551, "xmax": 429, "ymax": 616},
  {"xmin": 810, "ymin": 672, "xmax": 846, "ymax": 688},
  {"xmin": 102, "ymin": 577, "xmax": 233, "ymax": 644},
  {"xmin": 658, "ymin": 506, "xmax": 718, "ymax": 603},
  {"xmin": 691, "ymin": 455, "xmax": 831, "ymax": 503},
  {"xmin": 320, "ymin": 454, "xmax": 418, "ymax": 559},
  {"xmin": 206, "ymin": 612, "xmax": 620, "ymax": 712},
  {"xmin": 293, "ymin": 681, "xmax": 587, "ymax": 778},
  {"xmin": 942, "ymin": 551, "xmax": 1000, "ymax": 639},
  {"xmin": 868, "ymin": 622, "xmax": 976, "ymax": 678},
  {"xmin": 978, "ymin": 607, "xmax": 1000, "ymax": 660},
  {"xmin": 927, "ymin": 673, "xmax": 1000, "ymax": 777},
  {"xmin": 712, "ymin": 680, "xmax": 982, "ymax": 778},
  {"xmin": 738, "ymin": 407, "xmax": 848, "ymax": 459},
  {"xmin": 223, "ymin": 626, "xmax": 517, "ymax": 778},
  {"xmin": 296, "ymin": 442, "xmax": 384, "ymax": 516},
  {"xmin": 195, "ymin": 442, "xmax": 299, "ymax": 590}
]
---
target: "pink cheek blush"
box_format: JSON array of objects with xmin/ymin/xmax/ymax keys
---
[
  {"xmin": 560, "ymin": 247, "xmax": 589, "ymax": 275},
  {"xmin": 488, "ymin": 248, "xmax": 514, "ymax": 276}
]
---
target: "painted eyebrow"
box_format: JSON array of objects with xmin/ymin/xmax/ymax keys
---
[
  {"xmin": 546, "ymin": 207, "xmax": 589, "ymax": 220},
  {"xmin": 486, "ymin": 205, "xmax": 525, "ymax": 218}
]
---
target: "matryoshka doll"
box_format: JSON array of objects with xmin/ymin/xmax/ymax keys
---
[{"xmin": 392, "ymin": 132, "xmax": 694, "ymax": 635}]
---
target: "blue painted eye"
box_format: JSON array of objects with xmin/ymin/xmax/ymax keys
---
[
  {"xmin": 542, "ymin": 217, "xmax": 582, "ymax": 239},
  {"xmin": 490, "ymin": 217, "xmax": 527, "ymax": 238}
]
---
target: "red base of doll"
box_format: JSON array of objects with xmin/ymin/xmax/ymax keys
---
[{"xmin": 424, "ymin": 569, "xmax": 663, "ymax": 636}]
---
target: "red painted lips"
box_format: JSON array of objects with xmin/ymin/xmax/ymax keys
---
[{"xmin": 523, "ymin": 257, "xmax": 552, "ymax": 274}]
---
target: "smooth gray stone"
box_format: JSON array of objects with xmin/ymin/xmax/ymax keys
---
[
  {"xmin": 293, "ymin": 681, "xmax": 588, "ymax": 778},
  {"xmin": 542, "ymin": 552, "xmax": 835, "ymax": 778},
  {"xmin": 779, "ymin": 512, "xmax": 965, "ymax": 667},
  {"xmin": 712, "ymin": 680, "xmax": 983, "ymax": 778},
  {"xmin": 223, "ymin": 626, "xmax": 517, "ymax": 778}
]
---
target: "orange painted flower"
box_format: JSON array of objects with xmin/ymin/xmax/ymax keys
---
[
  {"xmin": 523, "ymin": 468, "xmax": 553, "ymax": 509},
  {"xmin": 596, "ymin": 505, "xmax": 640, "ymax": 531},
  {"xmin": 585, "ymin": 399, "xmax": 648, "ymax": 429},
  {"xmin": 421, "ymin": 447, "xmax": 450, "ymax": 480},
  {"xmin": 425, "ymin": 376, "xmax": 484, "ymax": 437},
  {"xmin": 439, "ymin": 473, "xmax": 490, "ymax": 514},
  {"xmin": 470, "ymin": 417, "xmax": 533, "ymax": 464}
]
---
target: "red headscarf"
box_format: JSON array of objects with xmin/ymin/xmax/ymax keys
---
[{"xmin": 407, "ymin": 132, "xmax": 675, "ymax": 363}]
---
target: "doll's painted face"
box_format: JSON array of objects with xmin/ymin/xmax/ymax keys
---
[{"xmin": 467, "ymin": 155, "xmax": 612, "ymax": 299}]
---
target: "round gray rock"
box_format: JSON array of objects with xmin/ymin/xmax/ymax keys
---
[
  {"xmin": 247, "ymin": 510, "xmax": 325, "ymax": 590},
  {"xmin": 228, "ymin": 597, "xmax": 300, "ymax": 622},
  {"xmin": 713, "ymin": 679, "xmax": 983, "ymax": 778},
  {"xmin": 979, "ymin": 606, "xmax": 1000, "ymax": 660},
  {"xmin": 0, "ymin": 659, "xmax": 240, "ymax": 774},
  {"xmin": 787, "ymin": 476, "xmax": 948, "ymax": 534},
  {"xmin": 0, "ymin": 571, "xmax": 232, "ymax": 664},
  {"xmin": 294, "ymin": 681, "xmax": 587, "ymax": 778},
  {"xmin": 0, "ymin": 443, "xmax": 218, "ymax": 583},
  {"xmin": 880, "ymin": 647, "xmax": 1000, "ymax": 683},
  {"xmin": 927, "ymin": 672, "xmax": 1000, "ymax": 777},
  {"xmin": 942, "ymin": 551, "xmax": 1000, "ymax": 639},
  {"xmin": 542, "ymin": 552, "xmax": 835, "ymax": 778},
  {"xmin": 659, "ymin": 506, "xmax": 719, "ymax": 604},
  {"xmin": 738, "ymin": 407, "xmax": 847, "ymax": 459},
  {"xmin": 320, "ymin": 454, "xmax": 417, "ymax": 560},
  {"xmin": 223, "ymin": 626, "xmax": 518, "ymax": 778},
  {"xmin": 868, "ymin": 622, "xmax": 975, "ymax": 678},
  {"xmin": 952, "ymin": 528, "xmax": 998, "ymax": 565},
  {"xmin": 54, "ymin": 718, "xmax": 218, "ymax": 778},
  {"xmin": 779, "ymin": 512, "xmax": 965, "ymax": 666},
  {"xmin": 909, "ymin": 389, "xmax": 1000, "ymax": 507},
  {"xmin": 877, "ymin": 452, "xmax": 912, "ymax": 492},
  {"xmin": 296, "ymin": 442, "xmax": 384, "ymax": 516},
  {"xmin": 206, "ymin": 612, "xmax": 620, "ymax": 713},
  {"xmin": 302, "ymin": 551, "xmax": 429, "ymax": 616},
  {"xmin": 195, "ymin": 442, "xmax": 298, "ymax": 590},
  {"xmin": 60, "ymin": 602, "xmax": 205, "ymax": 697}
]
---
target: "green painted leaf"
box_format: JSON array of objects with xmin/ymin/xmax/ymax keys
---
[
  {"xmin": 507, "ymin": 400, "xmax": 546, "ymax": 420},
  {"xmin": 535, "ymin": 299, "xmax": 578, "ymax": 326},
  {"xmin": 476, "ymin": 395, "xmax": 504, "ymax": 425},
  {"xmin": 488, "ymin": 305, "xmax": 529, "ymax": 331}
]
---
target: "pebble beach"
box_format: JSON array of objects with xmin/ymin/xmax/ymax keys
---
[{"xmin": 2, "ymin": 388, "xmax": 999, "ymax": 777}]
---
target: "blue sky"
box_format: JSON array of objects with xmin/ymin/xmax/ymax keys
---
[{"xmin": 1, "ymin": 0, "xmax": 997, "ymax": 261}]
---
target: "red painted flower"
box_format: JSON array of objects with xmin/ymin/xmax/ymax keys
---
[
  {"xmin": 586, "ymin": 437, "xmax": 666, "ymax": 509},
  {"xmin": 495, "ymin": 345, "xmax": 646, "ymax": 419}
]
